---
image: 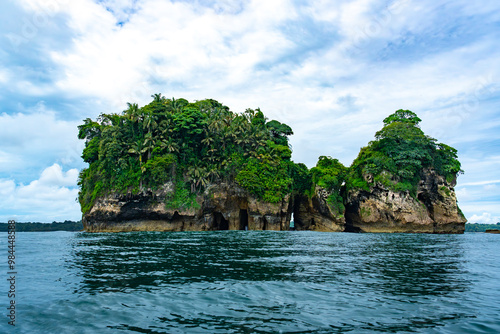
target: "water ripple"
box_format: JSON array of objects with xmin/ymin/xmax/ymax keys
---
[{"xmin": 4, "ymin": 231, "xmax": 500, "ymax": 333}]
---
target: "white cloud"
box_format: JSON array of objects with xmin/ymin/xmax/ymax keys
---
[
  {"xmin": 1, "ymin": 0, "xmax": 500, "ymax": 222},
  {"xmin": 39, "ymin": 163, "xmax": 79, "ymax": 187},
  {"xmin": 0, "ymin": 108, "xmax": 84, "ymax": 174},
  {"xmin": 48, "ymin": 0, "xmax": 300, "ymax": 110},
  {"xmin": 0, "ymin": 68, "xmax": 8, "ymax": 83},
  {"xmin": 455, "ymin": 187, "xmax": 469, "ymax": 201},
  {"xmin": 339, "ymin": 0, "xmax": 380, "ymax": 40},
  {"xmin": 0, "ymin": 179, "xmax": 16, "ymax": 197},
  {"xmin": 17, "ymin": 0, "xmax": 70, "ymax": 13},
  {"xmin": 468, "ymin": 212, "xmax": 500, "ymax": 225},
  {"xmin": 0, "ymin": 151, "xmax": 23, "ymax": 173},
  {"xmin": 0, "ymin": 164, "xmax": 80, "ymax": 222},
  {"xmin": 460, "ymin": 180, "xmax": 500, "ymax": 187},
  {"xmin": 456, "ymin": 156, "xmax": 500, "ymax": 190}
]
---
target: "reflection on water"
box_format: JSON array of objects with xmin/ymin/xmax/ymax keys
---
[
  {"xmin": 69, "ymin": 232, "xmax": 469, "ymax": 295},
  {"xmin": 351, "ymin": 234, "xmax": 469, "ymax": 297},
  {"xmin": 69, "ymin": 232, "xmax": 301, "ymax": 293},
  {"xmin": 9, "ymin": 231, "xmax": 500, "ymax": 334}
]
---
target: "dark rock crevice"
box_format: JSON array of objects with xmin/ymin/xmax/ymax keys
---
[
  {"xmin": 292, "ymin": 188, "xmax": 344, "ymax": 232},
  {"xmin": 239, "ymin": 209, "xmax": 249, "ymax": 230}
]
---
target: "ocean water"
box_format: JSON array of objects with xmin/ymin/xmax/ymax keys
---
[{"xmin": 1, "ymin": 231, "xmax": 500, "ymax": 333}]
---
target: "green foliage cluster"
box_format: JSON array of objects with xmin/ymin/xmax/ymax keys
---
[
  {"xmin": 348, "ymin": 109, "xmax": 463, "ymax": 196},
  {"xmin": 78, "ymin": 101, "xmax": 463, "ymax": 218},
  {"xmin": 294, "ymin": 109, "xmax": 463, "ymax": 217},
  {"xmin": 77, "ymin": 95, "xmax": 296, "ymax": 213},
  {"xmin": 465, "ymin": 223, "xmax": 500, "ymax": 232},
  {"xmin": 310, "ymin": 156, "xmax": 347, "ymax": 216},
  {"xmin": 164, "ymin": 181, "xmax": 200, "ymax": 210},
  {"xmin": 290, "ymin": 163, "xmax": 312, "ymax": 195}
]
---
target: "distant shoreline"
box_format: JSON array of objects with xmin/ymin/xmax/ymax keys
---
[
  {"xmin": 0, "ymin": 221, "xmax": 83, "ymax": 232},
  {"xmin": 465, "ymin": 223, "xmax": 500, "ymax": 232}
]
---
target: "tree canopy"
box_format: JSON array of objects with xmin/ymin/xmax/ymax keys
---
[
  {"xmin": 77, "ymin": 96, "xmax": 296, "ymax": 213},
  {"xmin": 310, "ymin": 156, "xmax": 347, "ymax": 216},
  {"xmin": 349, "ymin": 109, "xmax": 463, "ymax": 195},
  {"xmin": 78, "ymin": 102, "xmax": 463, "ymax": 215},
  {"xmin": 382, "ymin": 109, "xmax": 422, "ymax": 126}
]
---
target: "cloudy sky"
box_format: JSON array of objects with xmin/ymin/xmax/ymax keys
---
[{"xmin": 0, "ymin": 0, "xmax": 499, "ymax": 224}]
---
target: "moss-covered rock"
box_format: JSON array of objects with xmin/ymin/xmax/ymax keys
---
[{"xmin": 344, "ymin": 168, "xmax": 466, "ymax": 233}]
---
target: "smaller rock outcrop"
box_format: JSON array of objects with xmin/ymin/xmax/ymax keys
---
[{"xmin": 344, "ymin": 169, "xmax": 466, "ymax": 233}]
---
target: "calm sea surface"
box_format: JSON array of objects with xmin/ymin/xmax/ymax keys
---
[{"xmin": 1, "ymin": 231, "xmax": 500, "ymax": 333}]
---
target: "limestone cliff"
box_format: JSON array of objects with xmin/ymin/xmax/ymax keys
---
[
  {"xmin": 83, "ymin": 167, "xmax": 466, "ymax": 234},
  {"xmin": 83, "ymin": 182, "xmax": 293, "ymax": 232},
  {"xmin": 293, "ymin": 187, "xmax": 345, "ymax": 232},
  {"xmin": 344, "ymin": 168, "xmax": 466, "ymax": 233}
]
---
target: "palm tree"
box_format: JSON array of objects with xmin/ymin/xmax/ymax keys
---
[
  {"xmin": 201, "ymin": 135, "xmax": 215, "ymax": 147},
  {"xmin": 187, "ymin": 165, "xmax": 210, "ymax": 192},
  {"xmin": 170, "ymin": 97, "xmax": 189, "ymax": 113},
  {"xmin": 140, "ymin": 108, "xmax": 159, "ymax": 161},
  {"xmin": 151, "ymin": 93, "xmax": 165, "ymax": 103},
  {"xmin": 143, "ymin": 111, "xmax": 158, "ymax": 135},
  {"xmin": 159, "ymin": 118, "xmax": 173, "ymax": 135},
  {"xmin": 124, "ymin": 102, "xmax": 139, "ymax": 120},
  {"xmin": 143, "ymin": 132, "xmax": 155, "ymax": 161},
  {"xmin": 160, "ymin": 138, "xmax": 179, "ymax": 154},
  {"xmin": 128, "ymin": 139, "xmax": 148, "ymax": 187},
  {"xmin": 207, "ymin": 167, "xmax": 220, "ymax": 182},
  {"xmin": 124, "ymin": 103, "xmax": 140, "ymax": 139}
]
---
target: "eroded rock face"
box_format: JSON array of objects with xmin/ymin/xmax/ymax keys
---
[
  {"xmin": 293, "ymin": 187, "xmax": 345, "ymax": 232},
  {"xmin": 344, "ymin": 169, "xmax": 466, "ymax": 233},
  {"xmin": 82, "ymin": 182, "xmax": 293, "ymax": 232},
  {"xmin": 83, "ymin": 170, "xmax": 466, "ymax": 234}
]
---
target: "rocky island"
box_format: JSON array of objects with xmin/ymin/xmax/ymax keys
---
[{"xmin": 78, "ymin": 96, "xmax": 466, "ymax": 233}]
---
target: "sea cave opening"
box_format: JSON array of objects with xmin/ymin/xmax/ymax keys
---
[
  {"xmin": 239, "ymin": 209, "xmax": 249, "ymax": 230},
  {"xmin": 213, "ymin": 212, "xmax": 229, "ymax": 230}
]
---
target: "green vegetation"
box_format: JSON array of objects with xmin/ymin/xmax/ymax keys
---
[
  {"xmin": 78, "ymin": 96, "xmax": 296, "ymax": 213},
  {"xmin": 360, "ymin": 207, "xmax": 372, "ymax": 218},
  {"xmin": 295, "ymin": 110, "xmax": 462, "ymax": 216},
  {"xmin": 440, "ymin": 186, "xmax": 451, "ymax": 197},
  {"xmin": 0, "ymin": 221, "xmax": 83, "ymax": 232},
  {"xmin": 465, "ymin": 223, "xmax": 500, "ymax": 232},
  {"xmin": 348, "ymin": 109, "xmax": 462, "ymax": 196},
  {"xmin": 310, "ymin": 156, "xmax": 347, "ymax": 216},
  {"xmin": 78, "ymin": 101, "xmax": 463, "ymax": 218},
  {"xmin": 296, "ymin": 110, "xmax": 462, "ymax": 216}
]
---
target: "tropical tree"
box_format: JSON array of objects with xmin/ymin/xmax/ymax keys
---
[
  {"xmin": 349, "ymin": 109, "xmax": 462, "ymax": 194},
  {"xmin": 128, "ymin": 139, "xmax": 147, "ymax": 170},
  {"xmin": 382, "ymin": 109, "xmax": 422, "ymax": 126},
  {"xmin": 78, "ymin": 118, "xmax": 101, "ymax": 141}
]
